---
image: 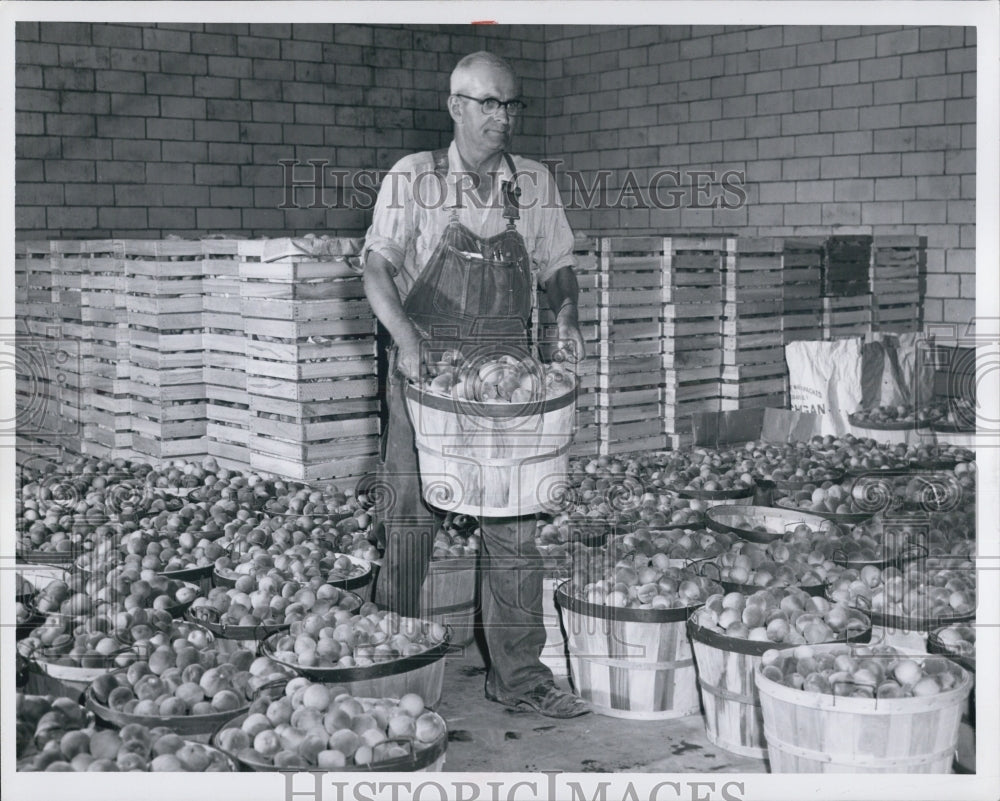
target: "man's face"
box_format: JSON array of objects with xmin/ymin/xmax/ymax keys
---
[{"xmin": 452, "ymin": 64, "xmax": 518, "ymax": 156}]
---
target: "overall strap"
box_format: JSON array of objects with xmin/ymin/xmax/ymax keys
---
[
  {"xmin": 500, "ymin": 152, "xmax": 521, "ymax": 226},
  {"xmin": 430, "ymin": 148, "xmax": 460, "ymax": 219}
]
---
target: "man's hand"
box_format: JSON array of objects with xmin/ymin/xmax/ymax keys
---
[
  {"xmin": 555, "ymin": 314, "xmax": 586, "ymax": 364},
  {"xmin": 543, "ymin": 266, "xmax": 585, "ymax": 363},
  {"xmin": 363, "ymin": 251, "xmax": 427, "ymax": 382},
  {"xmin": 395, "ymin": 336, "xmax": 427, "ymax": 383}
]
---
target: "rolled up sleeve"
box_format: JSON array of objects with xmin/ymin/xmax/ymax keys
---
[
  {"xmin": 362, "ymin": 159, "xmax": 416, "ymax": 276},
  {"xmin": 530, "ymin": 164, "xmax": 577, "ymax": 287}
]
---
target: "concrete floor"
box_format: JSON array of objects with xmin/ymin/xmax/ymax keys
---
[{"xmin": 435, "ymin": 636, "xmax": 769, "ymax": 775}]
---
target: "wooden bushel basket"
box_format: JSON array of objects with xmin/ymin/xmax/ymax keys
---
[
  {"xmin": 756, "ymin": 646, "xmax": 973, "ymax": 773},
  {"xmin": 555, "ymin": 583, "xmax": 700, "ymax": 720},
  {"xmin": 404, "ymin": 383, "xmax": 575, "ymax": 517},
  {"xmin": 420, "ymin": 556, "xmax": 477, "ymax": 648},
  {"xmin": 687, "ymin": 611, "xmax": 872, "ymax": 760}
]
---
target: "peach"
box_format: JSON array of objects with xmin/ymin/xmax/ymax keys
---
[
  {"xmin": 161, "ymin": 696, "xmax": 189, "ymax": 716},
  {"xmin": 301, "ymin": 684, "xmax": 330, "ymax": 711},
  {"xmin": 323, "ymin": 708, "xmax": 354, "ymax": 733},
  {"xmin": 353, "ymin": 744, "xmax": 374, "ymax": 766},
  {"xmin": 176, "ymin": 742, "xmax": 212, "ymax": 772},
  {"xmin": 211, "ymin": 690, "xmax": 244, "ymax": 713},
  {"xmin": 297, "ymin": 733, "xmax": 328, "ymax": 763},
  {"xmin": 199, "ymin": 668, "xmax": 228, "ymax": 698},
  {"xmin": 317, "ymin": 749, "xmax": 347, "ymax": 769},
  {"xmin": 126, "ymin": 661, "xmax": 151, "ymax": 686},
  {"xmin": 44, "ymin": 761, "xmax": 75, "ymax": 772},
  {"xmin": 241, "ymin": 712, "xmax": 272, "ymax": 737},
  {"xmin": 397, "ymin": 692, "xmax": 425, "ymax": 718},
  {"xmin": 254, "ymin": 730, "xmax": 282, "ymax": 757},
  {"xmin": 151, "ymin": 753, "xmax": 183, "ymax": 771},
  {"xmin": 191, "ymin": 701, "xmax": 215, "ymax": 715},
  {"xmin": 387, "ymin": 714, "xmax": 416, "ymax": 739},
  {"xmin": 87, "ymin": 758, "xmax": 120, "ymax": 771},
  {"xmin": 176, "ymin": 681, "xmax": 205, "ymax": 707},
  {"xmin": 414, "ymin": 712, "xmax": 446, "ymax": 743},
  {"xmin": 327, "ymin": 728, "xmax": 361, "ymax": 755},
  {"xmin": 132, "ymin": 699, "xmax": 159, "ymax": 716},
  {"xmin": 89, "ymin": 729, "xmax": 123, "ymax": 760},
  {"xmin": 291, "ymin": 707, "xmax": 324, "ymax": 731},
  {"xmin": 116, "ymin": 751, "xmax": 148, "ymax": 771},
  {"xmin": 152, "ymin": 733, "xmax": 185, "ymax": 756},
  {"xmin": 216, "ymin": 727, "xmax": 252, "ymax": 754},
  {"xmin": 134, "ymin": 675, "xmax": 166, "ymax": 701},
  {"xmin": 266, "ymin": 698, "xmax": 293, "ymax": 727},
  {"xmin": 60, "ymin": 730, "xmax": 92, "ymax": 760}
]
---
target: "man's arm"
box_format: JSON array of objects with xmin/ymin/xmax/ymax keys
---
[
  {"xmin": 363, "ymin": 252, "xmax": 426, "ymax": 381},
  {"xmin": 542, "ymin": 265, "xmax": 586, "ymax": 362}
]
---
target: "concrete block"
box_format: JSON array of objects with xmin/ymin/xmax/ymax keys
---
[
  {"xmin": 820, "ymin": 107, "xmax": 859, "ymax": 132},
  {"xmin": 835, "ymin": 35, "xmax": 877, "ymax": 61},
  {"xmin": 206, "ymin": 55, "xmax": 252, "ymax": 78},
  {"xmin": 833, "ymin": 83, "xmax": 873, "ymax": 108},
  {"xmin": 782, "ymin": 111, "xmax": 819, "ymax": 136},
  {"xmin": 834, "ymin": 178, "xmax": 875, "ymax": 202},
  {"xmin": 793, "ymin": 133, "xmax": 834, "ymax": 157},
  {"xmin": 145, "ymin": 72, "xmax": 194, "ymax": 97},
  {"xmin": 832, "ymin": 131, "xmax": 873, "ymax": 155},
  {"xmin": 874, "ymin": 78, "xmax": 916, "ymax": 104},
  {"xmin": 876, "ymin": 29, "xmax": 920, "ymax": 57},
  {"xmin": 822, "ymin": 202, "xmax": 862, "ymax": 225},
  {"xmin": 146, "ymin": 118, "xmax": 194, "ymax": 141},
  {"xmin": 861, "ymin": 201, "xmax": 903, "ymax": 224},
  {"xmin": 820, "ymin": 60, "xmax": 860, "ymax": 86},
  {"xmin": 875, "ymin": 177, "xmax": 916, "ymax": 201},
  {"xmin": 901, "ymin": 151, "xmax": 944, "ymax": 175},
  {"xmin": 903, "ymin": 200, "xmax": 948, "ymax": 223}
]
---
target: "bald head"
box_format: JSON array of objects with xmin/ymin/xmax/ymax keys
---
[{"xmin": 450, "ymin": 51, "xmax": 518, "ymax": 95}]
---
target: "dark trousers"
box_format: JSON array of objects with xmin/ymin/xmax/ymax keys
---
[{"xmin": 376, "ymin": 369, "xmax": 552, "ymax": 696}]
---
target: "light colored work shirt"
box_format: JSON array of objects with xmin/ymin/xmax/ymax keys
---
[{"xmin": 363, "ymin": 140, "xmax": 577, "ymax": 304}]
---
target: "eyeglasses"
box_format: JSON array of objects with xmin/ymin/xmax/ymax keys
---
[{"xmin": 453, "ymin": 93, "xmax": 527, "ymax": 116}]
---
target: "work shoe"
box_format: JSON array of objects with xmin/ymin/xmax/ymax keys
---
[{"xmin": 486, "ymin": 681, "xmax": 591, "ymax": 719}]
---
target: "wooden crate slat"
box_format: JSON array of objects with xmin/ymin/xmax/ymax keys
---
[
  {"xmin": 246, "ymin": 375, "xmax": 378, "ymax": 402},
  {"xmin": 240, "ymin": 298, "xmax": 373, "ymax": 321},
  {"xmin": 248, "ymin": 451, "xmax": 378, "ymax": 482}
]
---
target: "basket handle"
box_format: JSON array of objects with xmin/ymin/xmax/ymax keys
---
[
  {"xmin": 253, "ymin": 677, "xmax": 289, "ymax": 699},
  {"xmin": 831, "ymin": 678, "xmax": 877, "ymax": 706},
  {"xmin": 365, "ymin": 737, "xmax": 417, "ymax": 770},
  {"xmin": 190, "ymin": 604, "xmax": 223, "ymax": 626},
  {"xmin": 694, "ymin": 559, "xmax": 722, "ymax": 583},
  {"xmin": 851, "ymin": 592, "xmax": 873, "ymax": 612}
]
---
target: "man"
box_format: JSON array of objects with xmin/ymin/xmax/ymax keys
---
[{"xmin": 362, "ymin": 51, "xmax": 588, "ymax": 718}]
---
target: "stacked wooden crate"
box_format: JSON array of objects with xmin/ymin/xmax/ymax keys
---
[
  {"xmin": 596, "ymin": 237, "xmax": 670, "ymax": 455},
  {"xmin": 13, "ymin": 242, "xmax": 76, "ymax": 453},
  {"xmin": 660, "ymin": 236, "xmax": 726, "ymax": 448},
  {"xmin": 241, "ymin": 238, "xmax": 379, "ymax": 482},
  {"xmin": 721, "ymin": 237, "xmax": 787, "ymax": 410},
  {"xmin": 537, "ymin": 236, "xmax": 602, "ymax": 456},
  {"xmin": 60, "ymin": 241, "xmax": 131, "ymax": 457},
  {"xmin": 781, "ymin": 237, "xmax": 825, "ymax": 344},
  {"xmin": 871, "ymin": 235, "xmax": 924, "ymax": 333},
  {"xmin": 202, "ymin": 239, "xmax": 250, "ymax": 470},
  {"xmin": 822, "ymin": 235, "xmax": 873, "ymax": 338},
  {"xmin": 124, "ymin": 241, "xmax": 208, "ymax": 461}
]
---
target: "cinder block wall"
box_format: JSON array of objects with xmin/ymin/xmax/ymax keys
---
[
  {"xmin": 16, "ymin": 23, "xmax": 975, "ymax": 325},
  {"xmin": 544, "ymin": 25, "xmax": 976, "ymax": 326},
  {"xmin": 15, "ymin": 22, "xmax": 546, "ymax": 239}
]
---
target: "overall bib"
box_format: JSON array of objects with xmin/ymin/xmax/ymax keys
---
[{"xmin": 376, "ymin": 149, "xmax": 552, "ymax": 696}]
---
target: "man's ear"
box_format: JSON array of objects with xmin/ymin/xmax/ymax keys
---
[{"xmin": 447, "ymin": 94, "xmax": 463, "ymax": 124}]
